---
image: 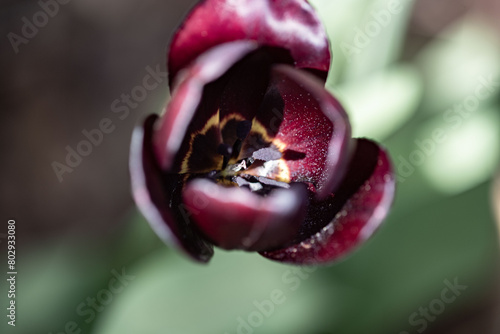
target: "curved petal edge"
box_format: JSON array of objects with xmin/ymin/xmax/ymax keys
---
[
  {"xmin": 183, "ymin": 179, "xmax": 308, "ymax": 251},
  {"xmin": 155, "ymin": 41, "xmax": 259, "ymax": 171},
  {"xmin": 130, "ymin": 115, "xmax": 214, "ymax": 263},
  {"xmin": 260, "ymin": 139, "xmax": 395, "ymax": 265},
  {"xmin": 168, "ymin": 0, "xmax": 331, "ymax": 86}
]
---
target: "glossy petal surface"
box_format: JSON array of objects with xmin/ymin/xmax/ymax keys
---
[
  {"xmin": 130, "ymin": 115, "xmax": 214, "ymax": 262},
  {"xmin": 168, "ymin": 0, "xmax": 330, "ymax": 86},
  {"xmin": 183, "ymin": 179, "xmax": 307, "ymax": 251},
  {"xmin": 243, "ymin": 65, "xmax": 352, "ymax": 199},
  {"xmin": 260, "ymin": 139, "xmax": 395, "ymax": 265}
]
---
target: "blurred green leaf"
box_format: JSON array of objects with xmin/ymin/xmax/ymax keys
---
[
  {"xmin": 312, "ymin": 0, "xmax": 415, "ymax": 84},
  {"xmin": 415, "ymin": 17, "xmax": 500, "ymax": 114},
  {"xmin": 311, "ymin": 0, "xmax": 373, "ymax": 83},
  {"xmin": 93, "ymin": 250, "xmax": 330, "ymax": 334},
  {"xmin": 341, "ymin": 0, "xmax": 415, "ymax": 81},
  {"xmin": 329, "ymin": 64, "xmax": 422, "ymax": 141},
  {"xmin": 92, "ymin": 183, "xmax": 498, "ymax": 334},
  {"xmin": 420, "ymin": 107, "xmax": 500, "ymax": 195},
  {"xmin": 0, "ymin": 239, "xmax": 111, "ymax": 334},
  {"xmin": 317, "ymin": 182, "xmax": 498, "ymax": 333}
]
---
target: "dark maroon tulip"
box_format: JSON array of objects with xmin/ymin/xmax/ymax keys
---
[
  {"xmin": 168, "ymin": 0, "xmax": 331, "ymax": 87},
  {"xmin": 130, "ymin": 0, "xmax": 395, "ymax": 265}
]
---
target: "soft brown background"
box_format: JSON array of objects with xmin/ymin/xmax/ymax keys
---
[{"xmin": 1, "ymin": 0, "xmax": 500, "ymax": 333}]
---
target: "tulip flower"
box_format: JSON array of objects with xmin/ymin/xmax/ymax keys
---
[{"xmin": 130, "ymin": 0, "xmax": 395, "ymax": 265}]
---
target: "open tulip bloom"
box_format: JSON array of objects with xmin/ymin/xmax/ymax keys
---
[{"xmin": 130, "ymin": 0, "xmax": 395, "ymax": 265}]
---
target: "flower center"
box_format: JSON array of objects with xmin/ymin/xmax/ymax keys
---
[
  {"xmin": 212, "ymin": 138, "xmax": 289, "ymax": 195},
  {"xmin": 217, "ymin": 156, "xmax": 255, "ymax": 179}
]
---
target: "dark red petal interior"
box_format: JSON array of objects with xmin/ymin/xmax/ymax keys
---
[
  {"xmin": 154, "ymin": 41, "xmax": 258, "ymax": 173},
  {"xmin": 217, "ymin": 48, "xmax": 293, "ymax": 147},
  {"xmin": 260, "ymin": 139, "xmax": 395, "ymax": 265},
  {"xmin": 243, "ymin": 65, "xmax": 352, "ymax": 199},
  {"xmin": 182, "ymin": 179, "xmax": 308, "ymax": 251},
  {"xmin": 130, "ymin": 115, "xmax": 214, "ymax": 262},
  {"xmin": 168, "ymin": 0, "xmax": 330, "ymax": 86}
]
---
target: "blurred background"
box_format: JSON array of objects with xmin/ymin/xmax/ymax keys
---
[{"xmin": 1, "ymin": 0, "xmax": 500, "ymax": 333}]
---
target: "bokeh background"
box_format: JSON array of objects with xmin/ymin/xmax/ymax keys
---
[{"xmin": 1, "ymin": 0, "xmax": 500, "ymax": 333}]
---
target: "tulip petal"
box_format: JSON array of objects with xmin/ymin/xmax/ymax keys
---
[
  {"xmin": 168, "ymin": 0, "xmax": 331, "ymax": 86},
  {"xmin": 217, "ymin": 47, "xmax": 293, "ymax": 148},
  {"xmin": 131, "ymin": 115, "xmax": 214, "ymax": 263},
  {"xmin": 243, "ymin": 65, "xmax": 353, "ymax": 199},
  {"xmin": 182, "ymin": 179, "xmax": 308, "ymax": 251},
  {"xmin": 260, "ymin": 139, "xmax": 395, "ymax": 265},
  {"xmin": 154, "ymin": 41, "xmax": 259, "ymax": 173}
]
